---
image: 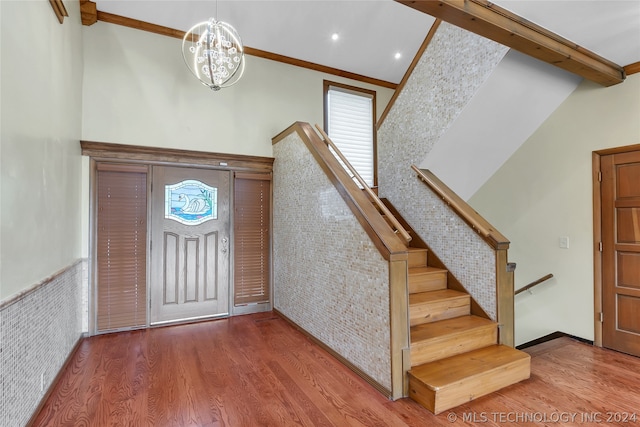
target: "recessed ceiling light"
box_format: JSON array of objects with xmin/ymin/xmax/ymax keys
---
[
  {"xmin": 331, "ymin": 33, "xmax": 339, "ymax": 41},
  {"xmin": 394, "ymin": 52, "xmax": 402, "ymax": 60}
]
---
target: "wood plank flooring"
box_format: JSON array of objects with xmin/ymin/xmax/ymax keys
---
[{"xmin": 30, "ymin": 313, "xmax": 640, "ymax": 426}]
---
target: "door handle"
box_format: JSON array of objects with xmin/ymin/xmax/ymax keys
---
[{"xmin": 221, "ymin": 237, "xmax": 228, "ymax": 254}]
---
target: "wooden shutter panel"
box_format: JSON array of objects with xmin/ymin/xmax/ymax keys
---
[
  {"xmin": 234, "ymin": 173, "xmax": 271, "ymax": 306},
  {"xmin": 96, "ymin": 166, "xmax": 148, "ymax": 331}
]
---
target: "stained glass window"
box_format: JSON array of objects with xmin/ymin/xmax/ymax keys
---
[{"xmin": 165, "ymin": 180, "xmax": 217, "ymax": 225}]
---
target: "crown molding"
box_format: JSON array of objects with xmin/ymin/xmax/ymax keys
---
[{"xmin": 86, "ymin": 7, "xmax": 398, "ymax": 90}]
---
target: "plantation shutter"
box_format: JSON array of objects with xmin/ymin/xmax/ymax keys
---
[
  {"xmin": 96, "ymin": 164, "xmax": 148, "ymax": 331},
  {"xmin": 234, "ymin": 172, "xmax": 271, "ymax": 306},
  {"xmin": 326, "ymin": 84, "xmax": 375, "ymax": 187}
]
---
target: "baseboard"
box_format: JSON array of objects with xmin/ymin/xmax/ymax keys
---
[
  {"xmin": 26, "ymin": 335, "xmax": 85, "ymax": 427},
  {"xmin": 516, "ymin": 331, "xmax": 593, "ymax": 350},
  {"xmin": 273, "ymin": 309, "xmax": 392, "ymax": 399}
]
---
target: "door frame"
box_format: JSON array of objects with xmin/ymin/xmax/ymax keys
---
[
  {"xmin": 83, "ymin": 142, "xmax": 274, "ymax": 335},
  {"xmin": 592, "ymin": 143, "xmax": 640, "ymax": 347}
]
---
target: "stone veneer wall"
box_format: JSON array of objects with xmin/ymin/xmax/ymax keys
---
[
  {"xmin": 273, "ymin": 131, "xmax": 391, "ymax": 391},
  {"xmin": 378, "ymin": 23, "xmax": 510, "ymax": 319},
  {"xmin": 0, "ymin": 260, "xmax": 84, "ymax": 426}
]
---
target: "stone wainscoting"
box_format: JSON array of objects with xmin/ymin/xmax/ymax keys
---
[{"xmin": 0, "ymin": 260, "xmax": 84, "ymax": 426}]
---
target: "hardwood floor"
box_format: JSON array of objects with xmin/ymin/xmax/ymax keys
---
[{"xmin": 30, "ymin": 313, "xmax": 640, "ymax": 426}]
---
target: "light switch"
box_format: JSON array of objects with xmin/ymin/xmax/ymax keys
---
[{"xmin": 559, "ymin": 236, "xmax": 570, "ymax": 249}]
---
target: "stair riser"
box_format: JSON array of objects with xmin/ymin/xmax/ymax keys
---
[
  {"xmin": 409, "ymin": 358, "xmax": 531, "ymax": 414},
  {"xmin": 408, "ymin": 251, "xmax": 428, "ymax": 268},
  {"xmin": 408, "ymin": 272, "xmax": 447, "ymax": 293},
  {"xmin": 410, "ymin": 297, "xmax": 470, "ymax": 326},
  {"xmin": 411, "ymin": 326, "xmax": 497, "ymax": 367}
]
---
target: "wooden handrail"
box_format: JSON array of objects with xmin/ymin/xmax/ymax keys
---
[
  {"xmin": 411, "ymin": 165, "xmax": 509, "ymax": 250},
  {"xmin": 315, "ymin": 125, "xmax": 412, "ymax": 244},
  {"xmin": 410, "ymin": 165, "xmax": 514, "ymax": 345},
  {"xmin": 515, "ymin": 274, "xmax": 554, "ymax": 295}
]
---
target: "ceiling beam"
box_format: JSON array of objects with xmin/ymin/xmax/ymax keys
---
[
  {"xmin": 625, "ymin": 62, "xmax": 640, "ymax": 76},
  {"xmin": 396, "ymin": 0, "xmax": 625, "ymax": 86},
  {"xmin": 80, "ymin": 0, "xmax": 97, "ymax": 26}
]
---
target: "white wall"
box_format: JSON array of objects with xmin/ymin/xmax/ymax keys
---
[
  {"xmin": 0, "ymin": 0, "xmax": 84, "ymax": 299},
  {"xmin": 1, "ymin": 2, "xmax": 85, "ymax": 421},
  {"xmin": 79, "ymin": 21, "xmax": 394, "ymax": 325},
  {"xmin": 81, "ymin": 22, "xmax": 393, "ymax": 157},
  {"xmin": 469, "ymin": 74, "xmax": 640, "ymax": 345},
  {"xmin": 79, "ymin": 19, "xmax": 393, "ymax": 275},
  {"xmin": 422, "ymin": 50, "xmax": 581, "ymax": 200}
]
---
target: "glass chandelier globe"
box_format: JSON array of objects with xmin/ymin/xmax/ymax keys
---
[{"xmin": 182, "ymin": 18, "xmax": 245, "ymax": 91}]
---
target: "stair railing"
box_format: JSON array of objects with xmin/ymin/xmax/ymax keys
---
[
  {"xmin": 515, "ymin": 273, "xmax": 554, "ymax": 295},
  {"xmin": 316, "ymin": 124, "xmax": 412, "ymax": 244},
  {"xmin": 411, "ymin": 165, "xmax": 515, "ymax": 347},
  {"xmin": 411, "ymin": 165, "xmax": 509, "ymax": 249}
]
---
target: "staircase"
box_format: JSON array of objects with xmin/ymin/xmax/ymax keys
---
[
  {"xmin": 314, "ymin": 126, "xmax": 529, "ymax": 413},
  {"xmin": 406, "ymin": 244, "xmax": 530, "ymax": 414},
  {"xmin": 381, "ymin": 201, "xmax": 531, "ymax": 415}
]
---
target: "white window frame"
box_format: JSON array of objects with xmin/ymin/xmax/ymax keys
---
[{"xmin": 323, "ymin": 80, "xmax": 377, "ymax": 188}]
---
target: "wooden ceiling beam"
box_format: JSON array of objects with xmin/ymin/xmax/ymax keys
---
[
  {"xmin": 396, "ymin": 0, "xmax": 625, "ymax": 86},
  {"xmin": 624, "ymin": 62, "xmax": 640, "ymax": 76},
  {"xmin": 80, "ymin": 0, "xmax": 97, "ymax": 26}
]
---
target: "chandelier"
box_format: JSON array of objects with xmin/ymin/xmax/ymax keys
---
[{"xmin": 182, "ymin": 18, "xmax": 245, "ymax": 91}]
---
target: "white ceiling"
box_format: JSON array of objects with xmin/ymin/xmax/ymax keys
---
[{"xmin": 94, "ymin": 0, "xmax": 640, "ymax": 85}]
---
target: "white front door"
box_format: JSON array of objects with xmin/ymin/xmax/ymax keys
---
[{"xmin": 150, "ymin": 166, "xmax": 230, "ymax": 324}]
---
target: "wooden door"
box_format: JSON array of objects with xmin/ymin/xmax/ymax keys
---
[
  {"xmin": 601, "ymin": 150, "xmax": 640, "ymax": 356},
  {"xmin": 150, "ymin": 166, "xmax": 230, "ymax": 324}
]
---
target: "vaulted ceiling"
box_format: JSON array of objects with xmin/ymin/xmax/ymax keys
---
[
  {"xmin": 86, "ymin": 0, "xmax": 640, "ymax": 199},
  {"xmin": 92, "ymin": 0, "xmax": 640, "ymax": 86}
]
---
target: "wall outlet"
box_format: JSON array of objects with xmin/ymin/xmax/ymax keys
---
[{"xmin": 559, "ymin": 236, "xmax": 570, "ymax": 249}]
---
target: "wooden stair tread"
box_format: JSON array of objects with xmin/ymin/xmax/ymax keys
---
[
  {"xmin": 411, "ymin": 315, "xmax": 495, "ymax": 342},
  {"xmin": 409, "ymin": 289, "xmax": 468, "ymax": 305},
  {"xmin": 408, "ymin": 266, "xmax": 447, "ymax": 293},
  {"xmin": 409, "ymin": 266, "xmax": 446, "ymax": 275},
  {"xmin": 408, "ymin": 345, "xmax": 531, "ymax": 414},
  {"xmin": 407, "ymin": 247, "xmax": 429, "ymax": 269},
  {"xmin": 410, "ymin": 315, "xmax": 498, "ymax": 366},
  {"xmin": 408, "ymin": 247, "xmax": 428, "ymax": 253},
  {"xmin": 409, "ymin": 290, "xmax": 471, "ymax": 326},
  {"xmin": 409, "ymin": 345, "xmax": 530, "ymax": 390}
]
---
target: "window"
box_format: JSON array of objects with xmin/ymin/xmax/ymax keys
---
[
  {"xmin": 234, "ymin": 172, "xmax": 271, "ymax": 306},
  {"xmin": 323, "ymin": 80, "xmax": 377, "ymax": 187},
  {"xmin": 96, "ymin": 164, "xmax": 148, "ymax": 331},
  {"xmin": 164, "ymin": 179, "xmax": 217, "ymax": 225}
]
